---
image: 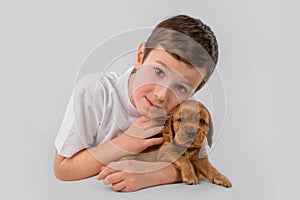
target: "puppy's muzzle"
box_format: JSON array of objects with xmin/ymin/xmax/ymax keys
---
[{"xmin": 186, "ymin": 130, "xmax": 197, "ymax": 139}]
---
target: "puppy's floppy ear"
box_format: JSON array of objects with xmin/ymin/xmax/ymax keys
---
[
  {"xmin": 207, "ymin": 120, "xmax": 213, "ymax": 148},
  {"xmin": 162, "ymin": 116, "xmax": 173, "ymax": 143}
]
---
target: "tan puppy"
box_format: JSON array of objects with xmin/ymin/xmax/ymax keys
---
[{"xmin": 122, "ymin": 100, "xmax": 232, "ymax": 187}]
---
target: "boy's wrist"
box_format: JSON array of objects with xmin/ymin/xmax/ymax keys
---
[
  {"xmin": 110, "ymin": 134, "xmax": 131, "ymax": 158},
  {"xmin": 88, "ymin": 136, "xmax": 128, "ymax": 165}
]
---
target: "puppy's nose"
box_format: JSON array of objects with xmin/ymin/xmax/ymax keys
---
[{"xmin": 187, "ymin": 131, "xmax": 196, "ymax": 138}]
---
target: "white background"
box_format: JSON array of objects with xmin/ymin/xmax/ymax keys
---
[{"xmin": 0, "ymin": 0, "xmax": 299, "ymax": 199}]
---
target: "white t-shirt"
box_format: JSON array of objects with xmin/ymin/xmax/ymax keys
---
[{"xmin": 55, "ymin": 67, "xmax": 209, "ymax": 158}]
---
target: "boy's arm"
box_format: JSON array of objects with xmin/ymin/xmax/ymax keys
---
[
  {"xmin": 54, "ymin": 131, "xmax": 164, "ymax": 181},
  {"xmin": 97, "ymin": 160, "xmax": 206, "ymax": 192},
  {"xmin": 54, "ymin": 149, "xmax": 102, "ymax": 181},
  {"xmin": 97, "ymin": 160, "xmax": 182, "ymax": 192}
]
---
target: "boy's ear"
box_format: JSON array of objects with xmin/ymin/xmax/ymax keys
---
[
  {"xmin": 134, "ymin": 42, "xmax": 146, "ymax": 69},
  {"xmin": 194, "ymin": 80, "xmax": 206, "ymax": 93}
]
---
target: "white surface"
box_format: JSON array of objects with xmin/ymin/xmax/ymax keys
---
[{"xmin": 0, "ymin": 0, "xmax": 299, "ymax": 199}]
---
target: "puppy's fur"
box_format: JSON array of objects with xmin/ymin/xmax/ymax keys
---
[{"xmin": 122, "ymin": 100, "xmax": 232, "ymax": 187}]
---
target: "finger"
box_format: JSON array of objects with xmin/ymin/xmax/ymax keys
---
[
  {"xmin": 141, "ymin": 126, "xmax": 164, "ymax": 138},
  {"xmin": 144, "ymin": 137, "xmax": 164, "ymax": 147},
  {"xmin": 103, "ymin": 172, "xmax": 125, "ymax": 185},
  {"xmin": 127, "ymin": 125, "xmax": 164, "ymax": 138},
  {"xmin": 148, "ymin": 116, "xmax": 167, "ymax": 126},
  {"xmin": 133, "ymin": 116, "xmax": 151, "ymax": 126},
  {"xmin": 97, "ymin": 166, "xmax": 119, "ymax": 180},
  {"xmin": 135, "ymin": 116, "xmax": 166, "ymax": 129},
  {"xmin": 111, "ymin": 181, "xmax": 127, "ymax": 191}
]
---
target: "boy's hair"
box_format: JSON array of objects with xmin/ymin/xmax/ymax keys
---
[{"xmin": 143, "ymin": 15, "xmax": 218, "ymax": 91}]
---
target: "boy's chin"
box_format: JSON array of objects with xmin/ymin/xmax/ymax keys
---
[{"xmin": 148, "ymin": 106, "xmax": 167, "ymax": 120}]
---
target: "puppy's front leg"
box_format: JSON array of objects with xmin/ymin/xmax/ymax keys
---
[
  {"xmin": 157, "ymin": 149, "xmax": 198, "ymax": 185},
  {"xmin": 173, "ymin": 156, "xmax": 198, "ymax": 185},
  {"xmin": 193, "ymin": 156, "xmax": 232, "ymax": 188}
]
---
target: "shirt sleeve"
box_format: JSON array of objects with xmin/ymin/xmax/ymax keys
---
[{"xmin": 55, "ymin": 74, "xmax": 103, "ymax": 158}]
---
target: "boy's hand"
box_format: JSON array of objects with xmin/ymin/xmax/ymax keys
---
[
  {"xmin": 87, "ymin": 112, "xmax": 166, "ymax": 167},
  {"xmin": 113, "ymin": 115, "xmax": 165, "ymax": 155},
  {"xmin": 127, "ymin": 115, "xmax": 165, "ymax": 138},
  {"xmin": 97, "ymin": 160, "xmax": 170, "ymax": 192}
]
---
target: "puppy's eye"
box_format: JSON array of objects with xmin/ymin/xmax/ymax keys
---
[
  {"xmin": 199, "ymin": 119, "xmax": 206, "ymax": 125},
  {"xmin": 178, "ymin": 118, "xmax": 185, "ymax": 123}
]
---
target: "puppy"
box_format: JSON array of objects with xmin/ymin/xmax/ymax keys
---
[{"xmin": 122, "ymin": 100, "xmax": 232, "ymax": 187}]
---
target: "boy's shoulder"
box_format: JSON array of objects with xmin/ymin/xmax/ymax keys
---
[
  {"xmin": 98, "ymin": 71, "xmax": 121, "ymax": 85},
  {"xmin": 73, "ymin": 68, "xmax": 132, "ymax": 99},
  {"xmin": 75, "ymin": 71, "xmax": 121, "ymax": 90}
]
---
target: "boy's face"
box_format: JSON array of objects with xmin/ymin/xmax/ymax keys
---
[{"xmin": 129, "ymin": 47, "xmax": 204, "ymax": 118}]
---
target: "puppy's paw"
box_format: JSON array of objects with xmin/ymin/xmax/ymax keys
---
[
  {"xmin": 211, "ymin": 174, "xmax": 232, "ymax": 188},
  {"xmin": 182, "ymin": 172, "xmax": 198, "ymax": 185}
]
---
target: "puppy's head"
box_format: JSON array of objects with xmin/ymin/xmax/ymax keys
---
[{"xmin": 162, "ymin": 100, "xmax": 213, "ymax": 149}]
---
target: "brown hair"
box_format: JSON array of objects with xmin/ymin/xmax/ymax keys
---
[{"xmin": 143, "ymin": 15, "xmax": 219, "ymax": 91}]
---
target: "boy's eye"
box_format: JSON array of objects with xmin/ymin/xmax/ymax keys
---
[
  {"xmin": 175, "ymin": 84, "xmax": 187, "ymax": 93},
  {"xmin": 154, "ymin": 68, "xmax": 165, "ymax": 77}
]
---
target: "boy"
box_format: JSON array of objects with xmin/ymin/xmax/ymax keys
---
[{"xmin": 54, "ymin": 14, "xmax": 218, "ymax": 192}]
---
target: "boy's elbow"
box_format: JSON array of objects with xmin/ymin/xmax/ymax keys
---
[
  {"xmin": 54, "ymin": 153, "xmax": 73, "ymax": 181},
  {"xmin": 54, "ymin": 163, "xmax": 69, "ymax": 181},
  {"xmin": 54, "ymin": 170, "xmax": 65, "ymax": 181}
]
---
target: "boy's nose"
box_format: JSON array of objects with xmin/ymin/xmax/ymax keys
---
[{"xmin": 154, "ymin": 85, "xmax": 169, "ymax": 102}]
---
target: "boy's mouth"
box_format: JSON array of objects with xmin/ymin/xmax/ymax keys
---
[{"xmin": 145, "ymin": 97, "xmax": 162, "ymax": 109}]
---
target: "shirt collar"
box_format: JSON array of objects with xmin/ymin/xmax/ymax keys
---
[{"xmin": 111, "ymin": 67, "xmax": 141, "ymax": 131}]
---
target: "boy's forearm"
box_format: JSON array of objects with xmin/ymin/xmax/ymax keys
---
[
  {"xmin": 88, "ymin": 137, "xmax": 128, "ymax": 165},
  {"xmin": 146, "ymin": 163, "xmax": 182, "ymax": 187},
  {"xmin": 54, "ymin": 137, "xmax": 129, "ymax": 181},
  {"xmin": 54, "ymin": 149, "xmax": 103, "ymax": 181}
]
